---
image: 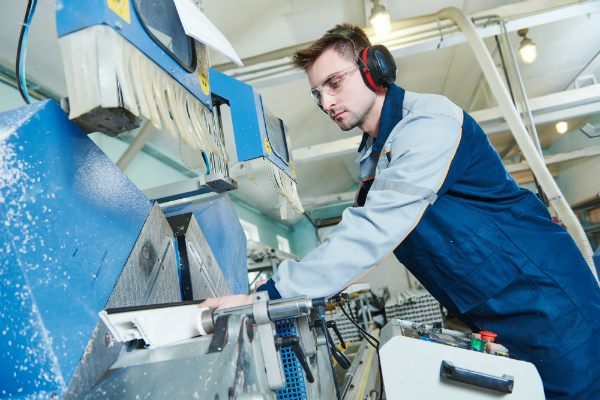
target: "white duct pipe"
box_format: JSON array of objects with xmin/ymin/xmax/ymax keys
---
[{"xmin": 427, "ymin": 7, "xmax": 597, "ymax": 282}]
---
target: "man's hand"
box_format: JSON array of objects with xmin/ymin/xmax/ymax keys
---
[
  {"xmin": 199, "ymin": 279, "xmax": 269, "ymax": 310},
  {"xmin": 198, "ymin": 294, "xmax": 253, "ymax": 310},
  {"xmin": 254, "ymin": 279, "xmax": 268, "ymax": 292}
]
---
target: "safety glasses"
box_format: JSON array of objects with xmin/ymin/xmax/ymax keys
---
[{"xmin": 310, "ymin": 65, "xmax": 359, "ymax": 106}]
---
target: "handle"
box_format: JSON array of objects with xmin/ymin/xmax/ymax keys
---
[
  {"xmin": 276, "ymin": 336, "xmax": 314, "ymax": 383},
  {"xmin": 440, "ymin": 361, "xmax": 514, "ymax": 393},
  {"xmin": 324, "ymin": 324, "xmax": 351, "ymax": 370},
  {"xmin": 331, "ymin": 344, "xmax": 352, "ymax": 369},
  {"xmin": 318, "ymin": 311, "xmax": 341, "ymax": 400},
  {"xmin": 326, "ymin": 320, "xmax": 346, "ymax": 349}
]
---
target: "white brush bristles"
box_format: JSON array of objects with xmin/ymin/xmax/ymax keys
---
[
  {"xmin": 265, "ymin": 159, "xmax": 304, "ymax": 219},
  {"xmin": 59, "ymin": 25, "xmax": 301, "ymax": 215},
  {"xmin": 58, "ymin": 25, "xmax": 224, "ymax": 169}
]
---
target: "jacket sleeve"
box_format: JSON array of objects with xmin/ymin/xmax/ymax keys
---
[{"xmin": 272, "ymin": 108, "xmax": 465, "ymax": 299}]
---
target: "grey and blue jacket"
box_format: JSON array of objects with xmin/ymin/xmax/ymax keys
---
[{"xmin": 259, "ymin": 84, "xmax": 600, "ymax": 375}]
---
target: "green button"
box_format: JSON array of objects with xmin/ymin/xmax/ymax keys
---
[{"xmin": 471, "ymin": 339, "xmax": 484, "ymax": 351}]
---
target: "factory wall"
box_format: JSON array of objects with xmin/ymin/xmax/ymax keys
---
[
  {"xmin": 0, "ymin": 82, "xmax": 34, "ymax": 110},
  {"xmin": 230, "ymin": 199, "xmax": 294, "ymax": 253},
  {"xmin": 545, "ymin": 114, "xmax": 600, "ymax": 206},
  {"xmin": 289, "ymin": 217, "xmax": 319, "ymax": 257}
]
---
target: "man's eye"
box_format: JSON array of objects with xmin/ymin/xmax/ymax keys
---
[{"xmin": 331, "ymin": 79, "xmax": 341, "ymax": 89}]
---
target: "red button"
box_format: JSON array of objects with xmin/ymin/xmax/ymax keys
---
[{"xmin": 480, "ymin": 331, "xmax": 497, "ymax": 342}]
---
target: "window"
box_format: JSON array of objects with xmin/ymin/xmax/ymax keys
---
[
  {"xmin": 239, "ymin": 219, "xmax": 260, "ymax": 242},
  {"xmin": 277, "ymin": 235, "xmax": 290, "ymax": 253}
]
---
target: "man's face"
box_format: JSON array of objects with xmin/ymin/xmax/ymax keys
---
[{"xmin": 308, "ymin": 48, "xmax": 377, "ymax": 131}]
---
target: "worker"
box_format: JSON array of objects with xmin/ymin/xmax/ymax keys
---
[{"xmin": 201, "ymin": 24, "xmax": 600, "ymax": 399}]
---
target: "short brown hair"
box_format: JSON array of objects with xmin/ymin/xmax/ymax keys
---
[{"xmin": 291, "ymin": 23, "xmax": 371, "ymax": 73}]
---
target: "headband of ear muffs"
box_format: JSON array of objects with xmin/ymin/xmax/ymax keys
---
[{"xmin": 359, "ymin": 45, "xmax": 398, "ymax": 91}]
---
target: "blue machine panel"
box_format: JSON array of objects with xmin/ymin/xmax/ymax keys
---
[
  {"xmin": 55, "ymin": 0, "xmax": 212, "ymax": 110},
  {"xmin": 162, "ymin": 193, "xmax": 248, "ymax": 295},
  {"xmin": 0, "ymin": 100, "xmax": 152, "ymax": 398},
  {"xmin": 210, "ymin": 69, "xmax": 297, "ymax": 181}
]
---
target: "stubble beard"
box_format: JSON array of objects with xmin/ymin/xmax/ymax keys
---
[
  {"xmin": 332, "ymin": 95, "xmax": 376, "ymax": 132},
  {"xmin": 335, "ymin": 110, "xmax": 362, "ymax": 131}
]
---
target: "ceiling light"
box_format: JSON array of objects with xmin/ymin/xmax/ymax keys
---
[
  {"xmin": 518, "ymin": 29, "xmax": 537, "ymax": 64},
  {"xmin": 556, "ymin": 121, "xmax": 568, "ymax": 134},
  {"xmin": 369, "ymin": 0, "xmax": 391, "ymax": 36}
]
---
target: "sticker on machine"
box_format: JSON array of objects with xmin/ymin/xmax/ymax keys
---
[
  {"xmin": 107, "ymin": 0, "xmax": 130, "ymax": 24},
  {"xmin": 199, "ymin": 70, "xmax": 210, "ymax": 95},
  {"xmin": 264, "ymin": 138, "xmax": 272, "ymax": 155}
]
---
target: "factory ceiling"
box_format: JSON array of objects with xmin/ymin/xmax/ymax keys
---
[{"xmin": 1, "ymin": 0, "xmax": 600, "ymax": 224}]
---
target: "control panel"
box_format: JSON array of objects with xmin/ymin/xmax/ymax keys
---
[{"xmin": 379, "ymin": 319, "xmax": 545, "ymax": 399}]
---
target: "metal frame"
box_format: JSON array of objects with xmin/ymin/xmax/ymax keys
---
[{"xmin": 141, "ymin": 172, "xmax": 237, "ymax": 203}]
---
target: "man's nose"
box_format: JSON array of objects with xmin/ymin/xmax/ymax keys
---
[{"xmin": 321, "ymin": 92, "xmax": 336, "ymax": 113}]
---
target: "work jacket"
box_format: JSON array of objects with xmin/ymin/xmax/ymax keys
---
[{"xmin": 266, "ymin": 84, "xmax": 600, "ymax": 368}]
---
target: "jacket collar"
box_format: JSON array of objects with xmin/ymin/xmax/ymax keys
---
[{"xmin": 357, "ymin": 84, "xmax": 406, "ymax": 153}]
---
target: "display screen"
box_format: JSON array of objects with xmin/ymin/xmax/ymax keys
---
[
  {"xmin": 263, "ymin": 105, "xmax": 290, "ymax": 164},
  {"xmin": 133, "ymin": 0, "xmax": 195, "ymax": 72}
]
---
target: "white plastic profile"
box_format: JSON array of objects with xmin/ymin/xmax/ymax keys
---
[{"xmin": 99, "ymin": 305, "xmax": 211, "ymax": 348}]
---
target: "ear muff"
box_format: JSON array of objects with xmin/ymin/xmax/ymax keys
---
[{"xmin": 359, "ymin": 45, "xmax": 398, "ymax": 91}]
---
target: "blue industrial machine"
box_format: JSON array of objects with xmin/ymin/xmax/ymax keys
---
[
  {"xmin": 0, "ymin": 100, "xmax": 153, "ymax": 398},
  {"xmin": 54, "ymin": 0, "xmax": 303, "ymax": 215},
  {"xmin": 0, "ymin": 1, "xmax": 314, "ymax": 399},
  {"xmin": 210, "ymin": 69, "xmax": 296, "ymax": 184},
  {"xmin": 0, "ymin": 100, "xmax": 335, "ymax": 400},
  {"xmin": 0, "ymin": 99, "xmax": 246, "ymax": 398}
]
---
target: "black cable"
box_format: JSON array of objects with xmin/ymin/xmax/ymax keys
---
[
  {"xmin": 337, "ymin": 297, "xmax": 379, "ymax": 345},
  {"xmin": 335, "ymin": 296, "xmax": 384, "ymax": 398},
  {"xmin": 376, "ymin": 347, "xmax": 384, "ymax": 400},
  {"xmin": 319, "ymin": 315, "xmax": 341, "ymax": 400},
  {"xmin": 16, "ymin": 0, "xmax": 33, "ymax": 104},
  {"xmin": 494, "ymin": 35, "xmax": 515, "ymax": 104}
]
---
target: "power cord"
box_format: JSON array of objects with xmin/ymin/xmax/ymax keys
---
[
  {"xmin": 334, "ymin": 294, "xmax": 385, "ymax": 399},
  {"xmin": 16, "ymin": 0, "xmax": 38, "ymax": 105}
]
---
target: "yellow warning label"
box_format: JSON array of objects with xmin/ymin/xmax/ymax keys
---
[
  {"xmin": 264, "ymin": 138, "xmax": 271, "ymax": 155},
  {"xmin": 291, "ymin": 161, "xmax": 296, "ymax": 176},
  {"xmin": 199, "ymin": 70, "xmax": 210, "ymax": 96},
  {"xmin": 107, "ymin": 0, "xmax": 130, "ymax": 24}
]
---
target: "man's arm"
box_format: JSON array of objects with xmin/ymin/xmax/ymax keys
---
[{"xmin": 272, "ymin": 107, "xmax": 465, "ymax": 299}]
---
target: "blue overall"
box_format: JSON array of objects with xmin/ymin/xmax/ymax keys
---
[{"xmin": 262, "ymin": 84, "xmax": 600, "ymax": 398}]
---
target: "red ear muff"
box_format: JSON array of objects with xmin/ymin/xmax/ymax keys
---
[
  {"xmin": 359, "ymin": 45, "xmax": 398, "ymax": 92},
  {"xmin": 360, "ymin": 48, "xmax": 383, "ymax": 91}
]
